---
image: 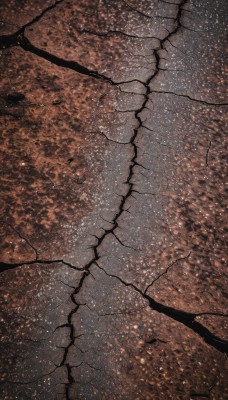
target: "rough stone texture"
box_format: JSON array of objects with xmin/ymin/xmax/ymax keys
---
[{"xmin": 0, "ymin": 1, "xmax": 227, "ymax": 399}]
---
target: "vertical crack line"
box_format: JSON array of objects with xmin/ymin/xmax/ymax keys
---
[
  {"xmin": 150, "ymin": 0, "xmax": 188, "ymax": 87},
  {"xmin": 205, "ymin": 140, "xmax": 211, "ymax": 168},
  {"xmin": 61, "ymin": 2, "xmax": 191, "ymax": 397},
  {"xmin": 1, "ymin": 0, "xmax": 200, "ymax": 396},
  {"xmin": 65, "ymin": 363, "xmax": 74, "ymax": 400}
]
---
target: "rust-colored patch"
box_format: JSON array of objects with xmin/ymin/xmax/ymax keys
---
[{"xmin": 0, "ymin": 47, "xmax": 113, "ymax": 261}]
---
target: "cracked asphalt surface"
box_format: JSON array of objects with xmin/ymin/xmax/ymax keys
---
[{"xmin": 0, "ymin": 0, "xmax": 227, "ymax": 399}]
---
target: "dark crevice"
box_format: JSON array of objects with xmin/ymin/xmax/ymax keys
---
[
  {"xmin": 132, "ymin": 189, "xmax": 155, "ymax": 196},
  {"xmin": 0, "ymin": 33, "xmax": 113, "ymax": 83},
  {"xmin": 51, "ymin": 1, "xmax": 217, "ymax": 396},
  {"xmin": 3, "ymin": 365, "xmax": 59, "ymax": 385},
  {"xmin": 17, "ymin": 0, "xmax": 65, "ymax": 34},
  {"xmin": 95, "ymin": 263, "xmax": 228, "ymax": 356},
  {"xmin": 0, "ymin": 259, "xmax": 82, "ymax": 273},
  {"xmin": 0, "ymin": 0, "xmax": 65, "ymax": 48},
  {"xmin": 150, "ymin": 90, "xmax": 228, "ymax": 106},
  {"xmin": 0, "ymin": 1, "xmax": 222, "ymax": 110},
  {"xmin": 145, "ymin": 251, "xmax": 191, "ymax": 292},
  {"xmin": 99, "ymin": 130, "xmax": 130, "ymax": 144},
  {"xmin": 65, "ymin": 363, "xmax": 74, "ymax": 400},
  {"xmin": 145, "ymin": 337, "xmax": 167, "ymax": 345},
  {"xmin": 4, "ymin": 222, "xmax": 38, "ymax": 260},
  {"xmin": 205, "ymin": 140, "xmax": 211, "ymax": 168},
  {"xmin": 2, "ymin": 0, "xmax": 226, "ymax": 396},
  {"xmin": 195, "ymin": 311, "xmax": 228, "ymax": 318},
  {"xmin": 112, "ymin": 231, "xmax": 138, "ymax": 250},
  {"xmin": 19, "ymin": 36, "xmax": 113, "ymax": 83},
  {"xmin": 77, "ymin": 28, "xmax": 161, "ymax": 40},
  {"xmin": 0, "ymin": 0, "xmax": 114, "ymax": 84},
  {"xmin": 122, "ymin": 0, "xmax": 177, "ymax": 20}
]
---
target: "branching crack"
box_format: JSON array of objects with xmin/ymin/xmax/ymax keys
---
[
  {"xmin": 99, "ymin": 130, "xmax": 130, "ymax": 144},
  {"xmin": 145, "ymin": 251, "xmax": 191, "ymax": 293},
  {"xmin": 149, "ymin": 90, "xmax": 228, "ymax": 106},
  {"xmin": 0, "ymin": 33, "xmax": 113, "ymax": 83},
  {"xmin": 95, "ymin": 263, "xmax": 228, "ymax": 355},
  {"xmin": 29, "ymin": 1, "xmax": 225, "ymax": 396},
  {"xmin": 2, "ymin": 1, "xmax": 226, "ymax": 397},
  {"xmin": 0, "ymin": 0, "xmax": 66, "ymax": 51},
  {"xmin": 0, "ymin": 259, "xmax": 82, "ymax": 273}
]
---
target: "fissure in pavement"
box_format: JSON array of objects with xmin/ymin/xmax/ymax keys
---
[{"xmin": 1, "ymin": 1, "xmax": 227, "ymax": 398}]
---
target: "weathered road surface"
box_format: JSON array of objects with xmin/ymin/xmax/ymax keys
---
[{"xmin": 0, "ymin": 0, "xmax": 227, "ymax": 399}]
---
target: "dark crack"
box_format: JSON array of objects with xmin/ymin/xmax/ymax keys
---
[
  {"xmin": 59, "ymin": 2, "xmax": 227, "ymax": 396},
  {"xmin": 0, "ymin": 259, "xmax": 82, "ymax": 273},
  {"xmin": 122, "ymin": 0, "xmax": 177, "ymax": 20},
  {"xmin": 145, "ymin": 251, "xmax": 191, "ymax": 293},
  {"xmin": 5, "ymin": 222, "xmax": 38, "ymax": 260},
  {"xmin": 2, "ymin": 0, "xmax": 226, "ymax": 397},
  {"xmin": 0, "ymin": 0, "xmax": 113, "ymax": 84},
  {"xmin": 150, "ymin": 90, "xmax": 228, "ymax": 106},
  {"xmin": 0, "ymin": 0, "xmax": 65, "ymax": 48},
  {"xmin": 0, "ymin": 34, "xmax": 113, "ymax": 83},
  {"xmin": 3, "ymin": 364, "xmax": 59, "ymax": 385},
  {"xmin": 60, "ymin": 1, "xmax": 222, "ymax": 396},
  {"xmin": 77, "ymin": 27, "xmax": 161, "ymax": 40},
  {"xmin": 145, "ymin": 337, "xmax": 167, "ymax": 345},
  {"xmin": 95, "ymin": 263, "xmax": 228, "ymax": 356},
  {"xmin": 99, "ymin": 130, "xmax": 130, "ymax": 144},
  {"xmin": 205, "ymin": 140, "xmax": 212, "ymax": 168},
  {"xmin": 112, "ymin": 231, "xmax": 138, "ymax": 250},
  {"xmin": 17, "ymin": 0, "xmax": 65, "ymax": 33},
  {"xmin": 190, "ymin": 377, "xmax": 217, "ymax": 399}
]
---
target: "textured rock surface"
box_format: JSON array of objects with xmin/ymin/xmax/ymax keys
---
[{"xmin": 0, "ymin": 0, "xmax": 227, "ymax": 399}]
